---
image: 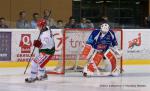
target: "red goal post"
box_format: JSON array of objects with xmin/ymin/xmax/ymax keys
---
[{"xmin": 46, "ymin": 28, "xmax": 123, "ymax": 75}]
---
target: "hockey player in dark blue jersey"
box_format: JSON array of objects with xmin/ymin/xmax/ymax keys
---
[{"xmin": 81, "ymin": 23, "xmax": 122, "ymax": 77}]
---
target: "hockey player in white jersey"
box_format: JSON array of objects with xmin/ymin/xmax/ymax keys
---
[
  {"xmin": 82, "ymin": 23, "xmax": 122, "ymax": 77},
  {"xmin": 25, "ymin": 19, "xmax": 55, "ymax": 83}
]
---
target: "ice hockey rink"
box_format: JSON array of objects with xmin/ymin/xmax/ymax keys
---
[{"xmin": 0, "ymin": 65, "xmax": 149, "ymax": 91}]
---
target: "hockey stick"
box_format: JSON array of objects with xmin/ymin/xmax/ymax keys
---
[{"xmin": 24, "ymin": 31, "xmax": 42, "ymax": 74}]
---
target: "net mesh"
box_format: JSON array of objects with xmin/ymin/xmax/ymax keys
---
[{"xmin": 46, "ymin": 28, "xmax": 123, "ymax": 74}]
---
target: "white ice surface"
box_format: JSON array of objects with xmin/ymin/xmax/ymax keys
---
[{"xmin": 0, "ymin": 65, "xmax": 149, "ymax": 91}]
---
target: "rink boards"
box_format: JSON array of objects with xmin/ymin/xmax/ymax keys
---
[
  {"xmin": 0, "ymin": 59, "xmax": 150, "ymax": 68},
  {"xmin": 0, "ymin": 29, "xmax": 150, "ymax": 68}
]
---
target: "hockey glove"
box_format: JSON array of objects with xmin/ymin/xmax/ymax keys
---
[{"xmin": 33, "ymin": 40, "xmax": 42, "ymax": 48}]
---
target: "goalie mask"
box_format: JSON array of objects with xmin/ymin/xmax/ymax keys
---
[{"xmin": 100, "ymin": 23, "xmax": 110, "ymax": 33}]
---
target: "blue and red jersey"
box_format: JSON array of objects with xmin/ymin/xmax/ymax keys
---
[{"xmin": 86, "ymin": 29, "xmax": 118, "ymax": 52}]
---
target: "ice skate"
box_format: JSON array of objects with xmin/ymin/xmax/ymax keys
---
[
  {"xmin": 37, "ymin": 73, "xmax": 48, "ymax": 80},
  {"xmin": 82, "ymin": 65, "xmax": 93, "ymax": 77},
  {"xmin": 111, "ymin": 68, "xmax": 120, "ymax": 77},
  {"xmin": 25, "ymin": 77, "xmax": 37, "ymax": 83}
]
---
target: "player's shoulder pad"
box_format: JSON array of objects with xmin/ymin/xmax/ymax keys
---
[
  {"xmin": 92, "ymin": 28, "xmax": 101, "ymax": 34},
  {"xmin": 109, "ymin": 29, "xmax": 114, "ymax": 33},
  {"xmin": 94, "ymin": 28, "xmax": 99, "ymax": 31},
  {"xmin": 108, "ymin": 29, "xmax": 115, "ymax": 39}
]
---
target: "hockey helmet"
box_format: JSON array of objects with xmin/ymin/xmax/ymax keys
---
[
  {"xmin": 37, "ymin": 18, "xmax": 47, "ymax": 28},
  {"xmin": 100, "ymin": 23, "xmax": 110, "ymax": 33}
]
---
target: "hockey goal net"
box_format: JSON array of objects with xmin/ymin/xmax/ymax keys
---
[{"xmin": 46, "ymin": 28, "xmax": 123, "ymax": 75}]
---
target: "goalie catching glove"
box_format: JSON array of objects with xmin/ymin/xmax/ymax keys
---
[{"xmin": 33, "ymin": 40, "xmax": 42, "ymax": 48}]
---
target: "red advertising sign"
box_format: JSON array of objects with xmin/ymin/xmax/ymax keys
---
[{"xmin": 19, "ymin": 34, "xmax": 32, "ymax": 53}]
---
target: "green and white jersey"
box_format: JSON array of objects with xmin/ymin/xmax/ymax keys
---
[{"xmin": 40, "ymin": 27, "xmax": 55, "ymax": 50}]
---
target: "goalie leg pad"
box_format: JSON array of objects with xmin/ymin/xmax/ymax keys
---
[
  {"xmin": 104, "ymin": 49, "xmax": 117, "ymax": 72},
  {"xmin": 87, "ymin": 63, "xmax": 95, "ymax": 72},
  {"xmin": 81, "ymin": 44, "xmax": 94, "ymax": 59},
  {"xmin": 87, "ymin": 52, "xmax": 103, "ymax": 73}
]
